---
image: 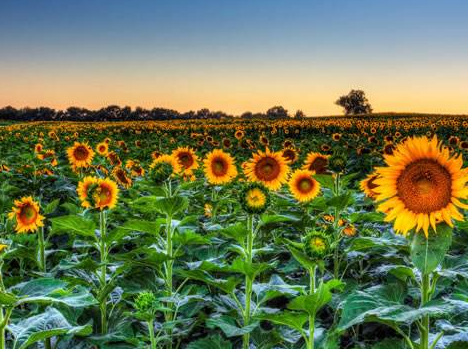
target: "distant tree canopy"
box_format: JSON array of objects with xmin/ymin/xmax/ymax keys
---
[
  {"xmin": 266, "ymin": 106, "xmax": 289, "ymax": 119},
  {"xmin": 0, "ymin": 105, "xmax": 298, "ymax": 122},
  {"xmin": 294, "ymin": 110, "xmax": 306, "ymax": 118},
  {"xmin": 335, "ymin": 90, "xmax": 373, "ymax": 115}
]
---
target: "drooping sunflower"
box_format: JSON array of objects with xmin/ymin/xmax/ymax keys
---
[
  {"xmin": 203, "ymin": 149, "xmax": 238, "ymax": 185},
  {"xmin": 67, "ymin": 142, "xmax": 95, "ymax": 169},
  {"xmin": 288, "ymin": 169, "xmax": 320, "ymax": 203},
  {"xmin": 149, "ymin": 154, "xmax": 181, "ymax": 182},
  {"xmin": 96, "ymin": 142, "xmax": 109, "ymax": 156},
  {"xmin": 281, "ymin": 147, "xmax": 299, "ymax": 164},
  {"xmin": 240, "ymin": 182, "xmax": 271, "ymax": 214},
  {"xmin": 8, "ymin": 197, "xmax": 45, "ymax": 233},
  {"xmin": 302, "ymin": 152, "xmax": 329, "ymax": 174},
  {"xmin": 172, "ymin": 146, "xmax": 199, "ymax": 174},
  {"xmin": 112, "ymin": 166, "xmax": 133, "ymax": 188},
  {"xmin": 244, "ymin": 148, "xmax": 290, "ymax": 191},
  {"xmin": 374, "ymin": 135, "xmax": 468, "ymax": 237},
  {"xmin": 360, "ymin": 173, "xmax": 380, "ymax": 199}
]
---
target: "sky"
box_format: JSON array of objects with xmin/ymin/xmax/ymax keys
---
[{"xmin": 0, "ymin": 0, "xmax": 467, "ymax": 116}]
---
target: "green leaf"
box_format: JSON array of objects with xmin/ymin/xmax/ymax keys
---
[
  {"xmin": 287, "ymin": 244, "xmax": 317, "ymax": 271},
  {"xmin": 256, "ymin": 311, "xmax": 307, "ymax": 332},
  {"xmin": 187, "ymin": 334, "xmax": 232, "ymax": 349},
  {"xmin": 206, "ymin": 315, "xmax": 258, "ymax": 338},
  {"xmin": 9, "ymin": 307, "xmax": 92, "ymax": 349},
  {"xmin": 5, "ymin": 278, "xmax": 96, "ymax": 308},
  {"xmin": 117, "ymin": 219, "xmax": 161, "ymax": 235},
  {"xmin": 220, "ymin": 222, "xmax": 248, "ymax": 245},
  {"xmin": 173, "ymin": 229, "xmax": 210, "ymax": 245},
  {"xmin": 50, "ymin": 215, "xmax": 97, "ymax": 239},
  {"xmin": 260, "ymin": 214, "xmax": 299, "ymax": 225},
  {"xmin": 410, "ymin": 223, "xmax": 453, "ymax": 275},
  {"xmin": 327, "ymin": 192, "xmax": 353, "ymax": 211},
  {"xmin": 288, "ymin": 279, "xmax": 343, "ymax": 316},
  {"xmin": 176, "ymin": 269, "xmax": 240, "ymax": 294},
  {"xmin": 132, "ymin": 196, "xmax": 188, "ymax": 216},
  {"xmin": 43, "ymin": 199, "xmax": 60, "ymax": 215},
  {"xmin": 337, "ymin": 282, "xmax": 461, "ymax": 331}
]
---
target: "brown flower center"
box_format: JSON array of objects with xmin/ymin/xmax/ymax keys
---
[
  {"xmin": 211, "ymin": 157, "xmax": 228, "ymax": 176},
  {"xmin": 297, "ymin": 177, "xmax": 314, "ymax": 193},
  {"xmin": 19, "ymin": 204, "xmax": 37, "ymax": 224},
  {"xmin": 178, "ymin": 152, "xmax": 194, "ymax": 168},
  {"xmin": 255, "ymin": 157, "xmax": 280, "ymax": 181},
  {"xmin": 73, "ymin": 146, "xmax": 89, "ymax": 161},
  {"xmin": 397, "ymin": 159, "xmax": 452, "ymax": 213},
  {"xmin": 308, "ymin": 157, "xmax": 328, "ymax": 174}
]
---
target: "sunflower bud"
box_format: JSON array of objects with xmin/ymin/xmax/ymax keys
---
[
  {"xmin": 149, "ymin": 162, "xmax": 174, "ymax": 183},
  {"xmin": 303, "ymin": 230, "xmax": 330, "ymax": 260},
  {"xmin": 240, "ymin": 183, "xmax": 270, "ymax": 214},
  {"xmin": 329, "ymin": 149, "xmax": 347, "ymax": 173}
]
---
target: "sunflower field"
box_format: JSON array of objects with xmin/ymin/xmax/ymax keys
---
[{"xmin": 0, "ymin": 115, "xmax": 468, "ymax": 349}]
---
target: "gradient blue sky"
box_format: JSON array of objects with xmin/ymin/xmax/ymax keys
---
[{"xmin": 1, "ymin": 0, "xmax": 467, "ymax": 115}]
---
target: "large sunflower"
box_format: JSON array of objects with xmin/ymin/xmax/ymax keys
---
[
  {"xmin": 77, "ymin": 177, "xmax": 119, "ymax": 210},
  {"xmin": 302, "ymin": 152, "xmax": 329, "ymax": 174},
  {"xmin": 244, "ymin": 148, "xmax": 290, "ymax": 191},
  {"xmin": 172, "ymin": 146, "xmax": 199, "ymax": 174},
  {"xmin": 203, "ymin": 149, "xmax": 238, "ymax": 185},
  {"xmin": 67, "ymin": 142, "xmax": 95, "ymax": 169},
  {"xmin": 288, "ymin": 169, "xmax": 321, "ymax": 203},
  {"xmin": 8, "ymin": 197, "xmax": 45, "ymax": 233},
  {"xmin": 92, "ymin": 178, "xmax": 119, "ymax": 210},
  {"xmin": 374, "ymin": 135, "xmax": 468, "ymax": 237}
]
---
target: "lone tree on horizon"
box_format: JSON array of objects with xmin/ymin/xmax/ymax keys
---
[{"xmin": 335, "ymin": 89, "xmax": 373, "ymax": 115}]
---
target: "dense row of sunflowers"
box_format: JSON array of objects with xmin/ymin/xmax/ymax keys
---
[{"xmin": 0, "ymin": 115, "xmax": 468, "ymax": 349}]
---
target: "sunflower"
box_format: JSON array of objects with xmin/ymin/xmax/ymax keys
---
[
  {"xmin": 67, "ymin": 142, "xmax": 95, "ymax": 168},
  {"xmin": 288, "ymin": 169, "xmax": 320, "ymax": 203},
  {"xmin": 240, "ymin": 183, "xmax": 270, "ymax": 214},
  {"xmin": 96, "ymin": 142, "xmax": 109, "ymax": 156},
  {"xmin": 234, "ymin": 130, "xmax": 245, "ymax": 140},
  {"xmin": 203, "ymin": 149, "xmax": 238, "ymax": 185},
  {"xmin": 244, "ymin": 148, "xmax": 290, "ymax": 191},
  {"xmin": 360, "ymin": 173, "xmax": 380, "ymax": 199},
  {"xmin": 172, "ymin": 147, "xmax": 199, "ymax": 174},
  {"xmin": 77, "ymin": 176, "xmax": 98, "ymax": 208},
  {"xmin": 302, "ymin": 152, "xmax": 329, "ymax": 174},
  {"xmin": 8, "ymin": 197, "xmax": 45, "ymax": 233},
  {"xmin": 281, "ymin": 147, "xmax": 298, "ymax": 164},
  {"xmin": 34, "ymin": 143, "xmax": 43, "ymax": 153},
  {"xmin": 112, "ymin": 167, "xmax": 133, "ymax": 188},
  {"xmin": 374, "ymin": 135, "xmax": 468, "ymax": 237},
  {"xmin": 78, "ymin": 177, "xmax": 119, "ymax": 210},
  {"xmin": 0, "ymin": 244, "xmax": 8, "ymax": 253},
  {"xmin": 149, "ymin": 154, "xmax": 181, "ymax": 182},
  {"xmin": 303, "ymin": 230, "xmax": 329, "ymax": 260}
]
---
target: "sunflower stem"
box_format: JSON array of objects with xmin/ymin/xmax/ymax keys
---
[
  {"xmin": 308, "ymin": 265, "xmax": 317, "ymax": 349},
  {"xmin": 420, "ymin": 273, "xmax": 431, "ymax": 349},
  {"xmin": 0, "ymin": 260, "xmax": 5, "ymax": 349},
  {"xmin": 99, "ymin": 210, "xmax": 108, "ymax": 334},
  {"xmin": 165, "ymin": 213, "xmax": 174, "ymax": 349},
  {"xmin": 148, "ymin": 319, "xmax": 156, "ymax": 349},
  {"xmin": 243, "ymin": 214, "xmax": 254, "ymax": 349},
  {"xmin": 38, "ymin": 226, "xmax": 52, "ymax": 349}
]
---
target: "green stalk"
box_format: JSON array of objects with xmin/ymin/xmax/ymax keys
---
[
  {"xmin": 38, "ymin": 226, "xmax": 46, "ymax": 272},
  {"xmin": 243, "ymin": 214, "xmax": 254, "ymax": 349},
  {"xmin": 165, "ymin": 214, "xmax": 174, "ymax": 349},
  {"xmin": 99, "ymin": 210, "xmax": 108, "ymax": 334},
  {"xmin": 38, "ymin": 227, "xmax": 52, "ymax": 349},
  {"xmin": 148, "ymin": 319, "xmax": 156, "ymax": 349},
  {"xmin": 420, "ymin": 273, "xmax": 431, "ymax": 349},
  {"xmin": 333, "ymin": 173, "xmax": 341, "ymax": 279},
  {"xmin": 0, "ymin": 260, "xmax": 4, "ymax": 349},
  {"xmin": 308, "ymin": 265, "xmax": 317, "ymax": 349}
]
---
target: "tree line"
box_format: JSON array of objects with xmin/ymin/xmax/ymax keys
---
[{"xmin": 0, "ymin": 90, "xmax": 372, "ymax": 121}]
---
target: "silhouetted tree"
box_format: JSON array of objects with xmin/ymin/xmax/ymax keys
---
[
  {"xmin": 266, "ymin": 106, "xmax": 288, "ymax": 119},
  {"xmin": 335, "ymin": 90, "xmax": 372, "ymax": 115},
  {"xmin": 294, "ymin": 110, "xmax": 306, "ymax": 118}
]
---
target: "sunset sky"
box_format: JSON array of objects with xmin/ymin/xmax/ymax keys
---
[{"xmin": 1, "ymin": 0, "xmax": 467, "ymax": 116}]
